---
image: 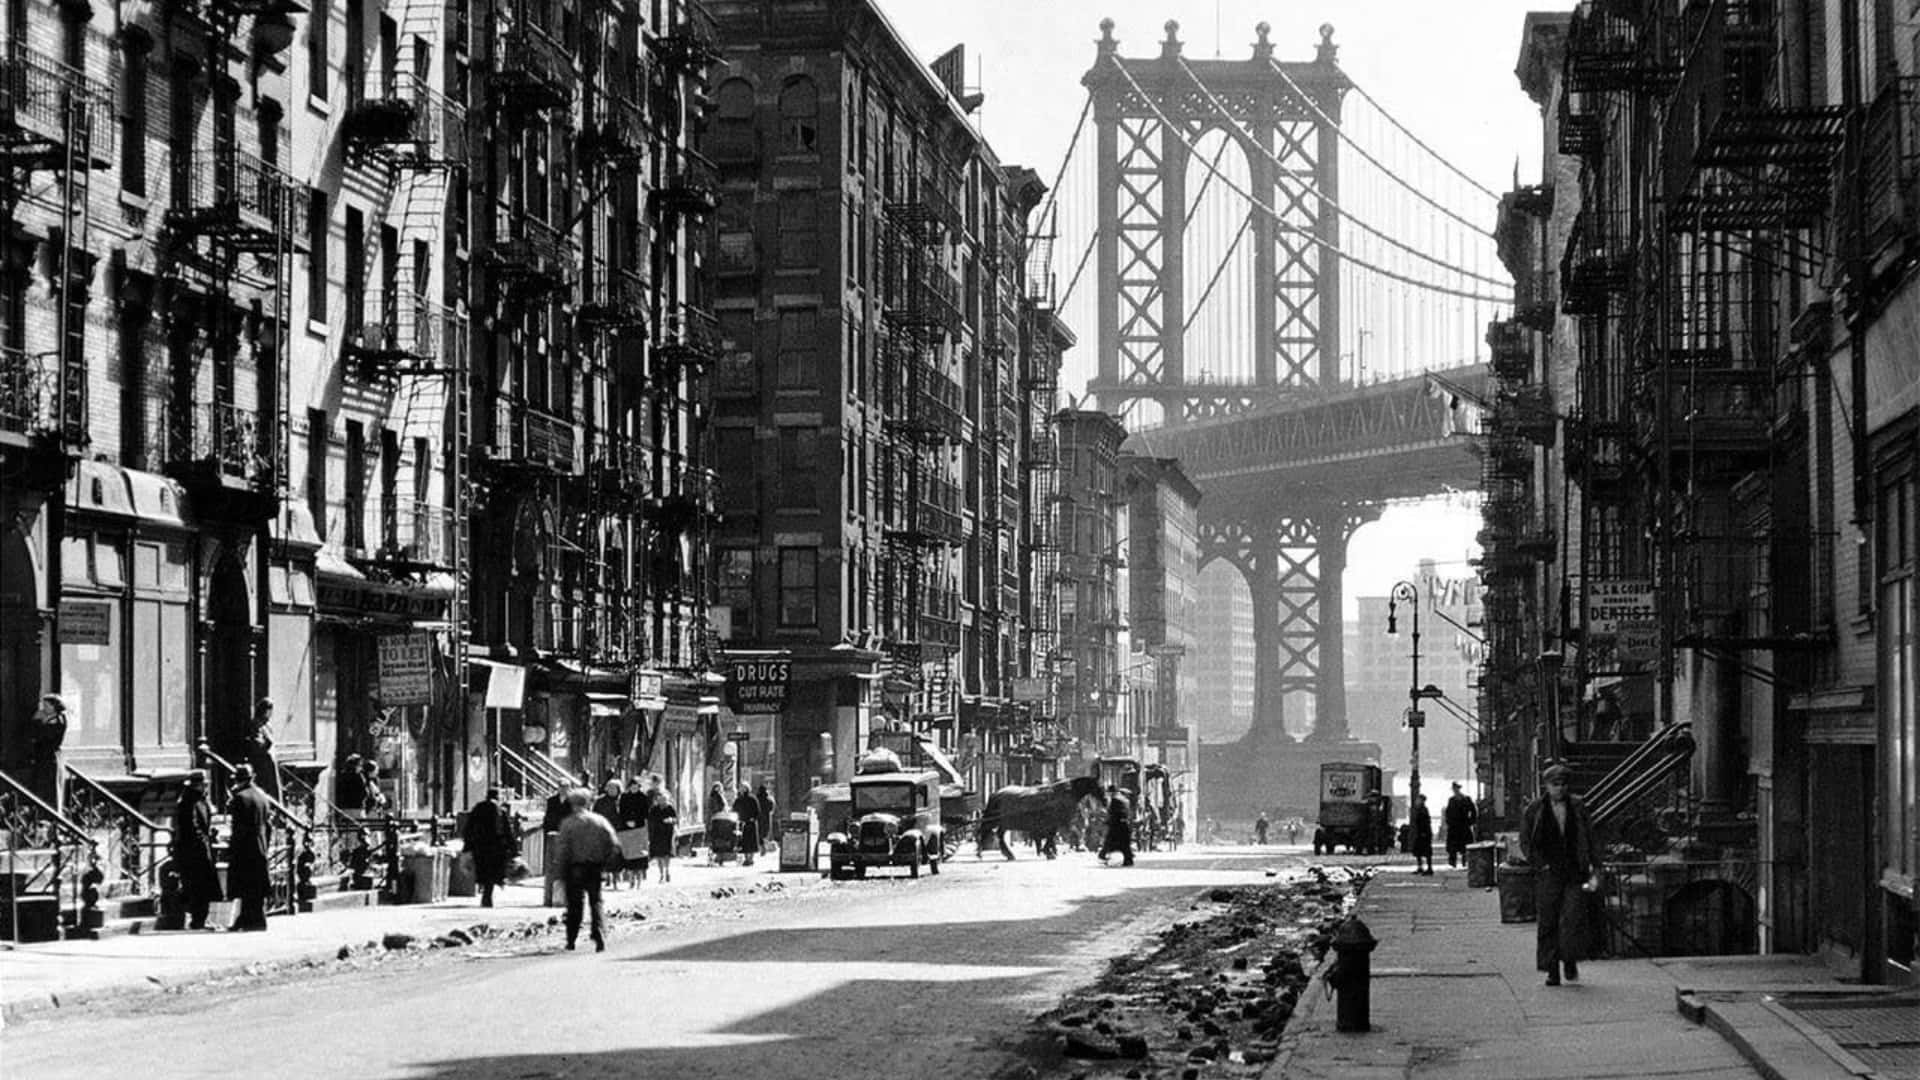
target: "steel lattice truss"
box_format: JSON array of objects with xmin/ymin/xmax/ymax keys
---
[{"xmin": 1089, "ymin": 47, "xmax": 1341, "ymax": 419}]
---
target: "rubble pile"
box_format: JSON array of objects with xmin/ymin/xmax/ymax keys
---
[{"xmin": 1021, "ymin": 866, "xmax": 1369, "ymax": 1079}]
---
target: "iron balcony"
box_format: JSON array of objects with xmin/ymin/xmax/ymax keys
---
[
  {"xmin": 166, "ymin": 149, "xmax": 296, "ymax": 254},
  {"xmin": 493, "ymin": 23, "xmax": 574, "ymax": 112},
  {"xmin": 341, "ymin": 73, "xmax": 467, "ymax": 169}
]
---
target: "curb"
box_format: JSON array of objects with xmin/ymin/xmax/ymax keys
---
[{"xmin": 0, "ymin": 913, "xmax": 554, "ymax": 1026}]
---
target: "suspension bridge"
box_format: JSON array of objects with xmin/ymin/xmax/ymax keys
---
[{"xmin": 1028, "ymin": 19, "xmax": 1513, "ymax": 801}]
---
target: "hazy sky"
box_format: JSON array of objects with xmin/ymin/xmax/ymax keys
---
[{"xmin": 879, "ymin": 1, "xmax": 1552, "ymax": 612}]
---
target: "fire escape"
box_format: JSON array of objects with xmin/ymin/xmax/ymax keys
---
[
  {"xmin": 337, "ymin": 0, "xmax": 471, "ymax": 720},
  {"xmin": 0, "ymin": 38, "xmax": 111, "ymax": 468},
  {"xmin": 1653, "ymin": 0, "xmax": 1836, "ymax": 659},
  {"xmin": 1020, "ymin": 292, "xmax": 1066, "ymax": 761},
  {"xmin": 159, "ymin": 0, "xmax": 303, "ymax": 524},
  {"xmin": 640, "ymin": 0, "xmax": 719, "ymax": 672},
  {"xmin": 879, "ymin": 164, "xmax": 966, "ymax": 711}
]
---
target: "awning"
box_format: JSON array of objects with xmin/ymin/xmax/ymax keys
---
[
  {"xmin": 315, "ymin": 546, "xmax": 365, "ymax": 582},
  {"xmin": 270, "ymin": 501, "xmax": 322, "ymax": 552}
]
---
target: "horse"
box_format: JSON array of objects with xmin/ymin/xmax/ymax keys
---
[{"xmin": 976, "ymin": 775, "xmax": 1105, "ymax": 860}]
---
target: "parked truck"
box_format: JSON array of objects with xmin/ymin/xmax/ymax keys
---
[{"xmin": 1313, "ymin": 761, "xmax": 1394, "ymax": 855}]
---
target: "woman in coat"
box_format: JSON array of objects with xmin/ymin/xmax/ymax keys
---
[
  {"xmin": 170, "ymin": 770, "xmax": 224, "ymax": 930},
  {"xmin": 755, "ymin": 783, "xmax": 777, "ymax": 856},
  {"xmin": 647, "ymin": 786, "xmax": 679, "ymax": 883},
  {"xmin": 1409, "ymin": 794, "xmax": 1435, "ymax": 875},
  {"xmin": 731, "ymin": 786, "xmax": 762, "ymax": 866},
  {"xmin": 462, "ymin": 788, "xmax": 517, "ymax": 907}
]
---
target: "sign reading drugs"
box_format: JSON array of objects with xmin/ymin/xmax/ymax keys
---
[
  {"xmin": 377, "ymin": 633, "xmax": 434, "ymax": 705},
  {"xmin": 1588, "ymin": 579, "xmax": 1655, "ymax": 635},
  {"xmin": 725, "ymin": 653, "xmax": 792, "ymax": 715}
]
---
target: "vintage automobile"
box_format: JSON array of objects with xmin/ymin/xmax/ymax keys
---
[
  {"xmin": 823, "ymin": 768, "xmax": 945, "ymax": 880},
  {"xmin": 1313, "ymin": 761, "xmax": 1394, "ymax": 855}
]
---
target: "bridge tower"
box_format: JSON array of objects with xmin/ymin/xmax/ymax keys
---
[{"xmin": 1083, "ymin": 20, "xmax": 1361, "ymax": 750}]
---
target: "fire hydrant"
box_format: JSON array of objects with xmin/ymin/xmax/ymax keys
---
[{"xmin": 1326, "ymin": 916, "xmax": 1379, "ymax": 1032}]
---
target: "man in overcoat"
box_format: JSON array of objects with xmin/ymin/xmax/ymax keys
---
[
  {"xmin": 732, "ymin": 786, "xmax": 762, "ymax": 866},
  {"xmin": 226, "ymin": 763, "xmax": 274, "ymax": 932},
  {"xmin": 1519, "ymin": 762, "xmax": 1601, "ymax": 985},
  {"xmin": 463, "ymin": 787, "xmax": 517, "ymax": 907},
  {"xmin": 170, "ymin": 769, "xmax": 224, "ymax": 929},
  {"xmin": 1444, "ymin": 781, "xmax": 1478, "ymax": 867},
  {"xmin": 1098, "ymin": 785, "xmax": 1135, "ymax": 866}
]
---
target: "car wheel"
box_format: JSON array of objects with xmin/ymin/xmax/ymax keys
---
[
  {"xmin": 929, "ymin": 851, "xmax": 940, "ymax": 875},
  {"xmin": 908, "ymin": 843, "xmax": 921, "ymax": 878}
]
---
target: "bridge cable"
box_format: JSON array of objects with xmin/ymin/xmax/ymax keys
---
[
  {"xmin": 1110, "ymin": 61, "xmax": 1511, "ymax": 304},
  {"xmin": 1345, "ymin": 79, "xmax": 1501, "ymax": 202},
  {"xmin": 1032, "ymin": 95, "xmax": 1093, "ymax": 245},
  {"xmin": 1057, "ymin": 223, "xmax": 1099, "ymax": 309},
  {"xmin": 1174, "ymin": 58, "xmax": 1508, "ymax": 288},
  {"xmin": 1183, "ymin": 212, "xmax": 1253, "ymax": 333},
  {"xmin": 1260, "ymin": 58, "xmax": 1497, "ymax": 239}
]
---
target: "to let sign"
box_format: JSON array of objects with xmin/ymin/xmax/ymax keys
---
[
  {"xmin": 378, "ymin": 633, "xmax": 434, "ymax": 705},
  {"xmin": 57, "ymin": 599, "xmax": 113, "ymax": 645},
  {"xmin": 1588, "ymin": 579, "xmax": 1655, "ymax": 634},
  {"xmin": 726, "ymin": 654, "xmax": 792, "ymax": 715}
]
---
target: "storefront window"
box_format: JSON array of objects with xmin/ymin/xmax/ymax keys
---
[
  {"xmin": 132, "ymin": 540, "xmax": 192, "ymax": 751},
  {"xmin": 61, "ymin": 601, "xmax": 122, "ymax": 749}
]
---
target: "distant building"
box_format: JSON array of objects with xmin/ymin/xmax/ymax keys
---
[{"xmin": 1193, "ymin": 564, "xmax": 1255, "ymax": 743}]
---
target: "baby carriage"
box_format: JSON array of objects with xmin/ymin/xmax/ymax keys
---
[{"xmin": 707, "ymin": 811, "xmax": 740, "ymax": 865}]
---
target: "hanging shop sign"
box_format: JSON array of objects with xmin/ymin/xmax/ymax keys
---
[
  {"xmin": 1587, "ymin": 579, "xmax": 1654, "ymax": 635},
  {"xmin": 378, "ymin": 632, "xmax": 434, "ymax": 705},
  {"xmin": 630, "ymin": 669, "xmax": 666, "ymax": 711},
  {"xmin": 483, "ymin": 663, "xmax": 528, "ymax": 710},
  {"xmin": 1616, "ymin": 621, "xmax": 1658, "ymax": 663},
  {"xmin": 725, "ymin": 653, "xmax": 792, "ymax": 715}
]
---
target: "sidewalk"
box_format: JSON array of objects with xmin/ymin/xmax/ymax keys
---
[
  {"xmin": 0, "ymin": 853, "xmax": 787, "ymax": 1025},
  {"xmin": 1273, "ymin": 867, "xmax": 1888, "ymax": 1080}
]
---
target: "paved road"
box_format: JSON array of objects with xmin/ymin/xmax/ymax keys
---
[{"xmin": 2, "ymin": 846, "xmax": 1312, "ymax": 1080}]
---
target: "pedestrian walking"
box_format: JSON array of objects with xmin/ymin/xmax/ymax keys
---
[
  {"xmin": 1254, "ymin": 812, "xmax": 1270, "ymax": 845},
  {"xmin": 553, "ymin": 788, "xmax": 621, "ymax": 952},
  {"xmin": 617, "ymin": 777, "xmax": 653, "ymax": 886},
  {"xmin": 225, "ymin": 763, "xmax": 274, "ymax": 932},
  {"xmin": 647, "ymin": 782, "xmax": 678, "ymax": 883},
  {"xmin": 706, "ymin": 782, "xmax": 726, "ymax": 825},
  {"xmin": 1444, "ymin": 781, "xmax": 1478, "ymax": 868},
  {"xmin": 1287, "ymin": 818, "xmax": 1302, "ymax": 846},
  {"xmin": 359, "ymin": 758, "xmax": 388, "ymax": 816},
  {"xmin": 731, "ymin": 785, "xmax": 762, "ymax": 866},
  {"xmin": 1520, "ymin": 762, "xmax": 1601, "ymax": 986},
  {"xmin": 755, "ymin": 782, "xmax": 777, "ymax": 855},
  {"xmin": 1098, "ymin": 785, "xmax": 1135, "ymax": 866},
  {"xmin": 170, "ymin": 769, "xmax": 223, "ymax": 929},
  {"xmin": 1410, "ymin": 793, "xmax": 1435, "ymax": 875},
  {"xmin": 462, "ymin": 787, "xmax": 517, "ymax": 908}
]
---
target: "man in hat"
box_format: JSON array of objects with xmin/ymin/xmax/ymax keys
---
[
  {"xmin": 226, "ymin": 763, "xmax": 275, "ymax": 931},
  {"xmin": 1098, "ymin": 784, "xmax": 1135, "ymax": 866},
  {"xmin": 170, "ymin": 770, "xmax": 224, "ymax": 929},
  {"xmin": 1520, "ymin": 762, "xmax": 1600, "ymax": 985},
  {"xmin": 462, "ymin": 786, "xmax": 518, "ymax": 908},
  {"xmin": 244, "ymin": 698, "xmax": 280, "ymax": 800},
  {"xmin": 1444, "ymin": 781, "xmax": 1478, "ymax": 868},
  {"xmin": 553, "ymin": 788, "xmax": 620, "ymax": 951}
]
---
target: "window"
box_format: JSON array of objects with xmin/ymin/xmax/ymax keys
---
[
  {"xmin": 714, "ymin": 427, "xmax": 754, "ymax": 509},
  {"xmin": 778, "ymin": 426, "xmax": 818, "ymax": 507},
  {"xmin": 345, "ymin": 419, "xmax": 366, "ymax": 550},
  {"xmin": 306, "ymin": 190, "xmax": 329, "ymax": 316},
  {"xmin": 121, "ymin": 39, "xmax": 149, "ymax": 196},
  {"xmin": 778, "ymin": 192, "xmax": 817, "ymax": 269},
  {"xmin": 309, "ymin": 0, "xmax": 330, "ymax": 100},
  {"xmin": 713, "ymin": 77, "xmax": 754, "ymax": 159},
  {"xmin": 719, "ymin": 548, "xmax": 754, "ymax": 638},
  {"xmin": 1878, "ymin": 458, "xmax": 1916, "ymax": 885},
  {"xmin": 776, "ymin": 308, "xmax": 818, "ymax": 388},
  {"xmin": 306, "ymin": 408, "xmax": 328, "ymax": 538},
  {"xmin": 345, "ymin": 206, "xmax": 365, "ymax": 326},
  {"xmin": 778, "ymin": 76, "xmax": 818, "ymax": 153},
  {"xmin": 779, "ymin": 547, "xmax": 818, "ymax": 626}
]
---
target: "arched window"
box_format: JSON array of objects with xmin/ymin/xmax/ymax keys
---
[
  {"xmin": 712, "ymin": 78, "xmax": 755, "ymax": 159},
  {"xmin": 778, "ymin": 76, "xmax": 819, "ymax": 153}
]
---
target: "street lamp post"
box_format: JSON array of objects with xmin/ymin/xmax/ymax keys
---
[{"xmin": 1387, "ymin": 581, "xmax": 1424, "ymax": 808}]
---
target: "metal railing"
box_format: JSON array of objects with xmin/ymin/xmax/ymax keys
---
[
  {"xmin": 494, "ymin": 22, "xmax": 574, "ymax": 108},
  {"xmin": 0, "ymin": 52, "xmax": 114, "ymax": 162},
  {"xmin": 0, "ymin": 344, "xmax": 58, "ymax": 436},
  {"xmin": 0, "ymin": 767, "xmax": 99, "ymax": 941},
  {"xmin": 1594, "ymin": 854, "xmax": 1798, "ymax": 958},
  {"xmin": 274, "ymin": 764, "xmax": 376, "ymax": 901},
  {"xmin": 345, "ymin": 72, "xmax": 468, "ymax": 167},
  {"xmin": 169, "ymin": 400, "xmax": 268, "ymax": 484},
  {"xmin": 348, "ymin": 296, "xmax": 464, "ymax": 373},
  {"xmin": 172, "ymin": 149, "xmax": 295, "ymax": 241},
  {"xmin": 62, "ymin": 766, "xmax": 172, "ymax": 902},
  {"xmin": 1586, "ymin": 721, "xmax": 1694, "ymax": 831},
  {"xmin": 497, "ymin": 743, "xmax": 575, "ymax": 802},
  {"xmin": 656, "ymin": 301, "xmax": 719, "ymax": 360},
  {"xmin": 196, "ymin": 744, "xmax": 310, "ymax": 917}
]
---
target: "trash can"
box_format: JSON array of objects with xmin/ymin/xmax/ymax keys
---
[
  {"xmin": 779, "ymin": 810, "xmax": 818, "ymax": 872},
  {"xmin": 401, "ymin": 848, "xmax": 452, "ymax": 904},
  {"xmin": 1496, "ymin": 861, "xmax": 1536, "ymax": 923},
  {"xmin": 1466, "ymin": 841, "xmax": 1501, "ymax": 888}
]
